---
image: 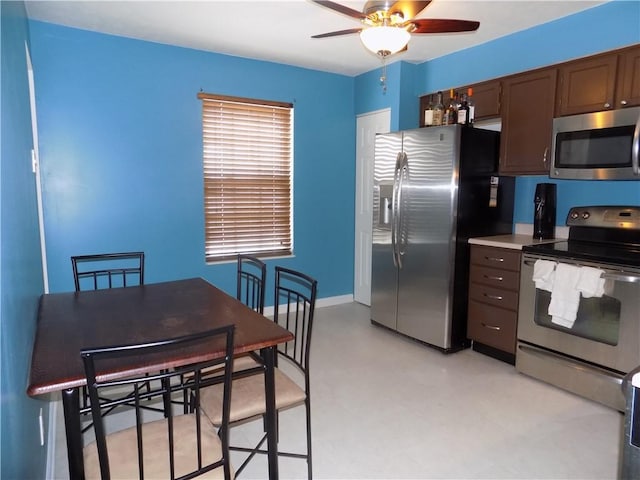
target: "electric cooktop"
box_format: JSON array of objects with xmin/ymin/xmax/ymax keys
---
[{"xmin": 523, "ymin": 206, "xmax": 640, "ymax": 268}]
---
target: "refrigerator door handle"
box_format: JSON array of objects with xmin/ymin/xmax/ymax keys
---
[
  {"xmin": 391, "ymin": 152, "xmax": 403, "ymax": 267},
  {"xmin": 396, "ymin": 152, "xmax": 408, "ymax": 269}
]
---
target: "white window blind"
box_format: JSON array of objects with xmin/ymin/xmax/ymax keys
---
[{"xmin": 199, "ymin": 93, "xmax": 293, "ymax": 261}]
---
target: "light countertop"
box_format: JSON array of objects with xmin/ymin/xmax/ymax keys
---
[
  {"xmin": 469, "ymin": 224, "xmax": 568, "ymax": 250},
  {"xmin": 469, "ymin": 234, "xmax": 564, "ymax": 250}
]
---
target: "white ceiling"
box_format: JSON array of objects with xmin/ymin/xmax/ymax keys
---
[{"xmin": 24, "ymin": 0, "xmax": 607, "ymax": 76}]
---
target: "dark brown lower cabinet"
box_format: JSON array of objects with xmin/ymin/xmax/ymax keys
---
[{"xmin": 467, "ymin": 245, "xmax": 521, "ymax": 363}]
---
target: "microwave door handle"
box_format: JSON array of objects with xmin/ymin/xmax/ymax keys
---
[{"xmin": 632, "ymin": 114, "xmax": 640, "ymax": 176}]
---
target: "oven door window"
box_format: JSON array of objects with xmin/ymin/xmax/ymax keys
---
[{"xmin": 533, "ymin": 289, "xmax": 621, "ymax": 346}]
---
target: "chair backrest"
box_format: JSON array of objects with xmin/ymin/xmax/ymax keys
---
[
  {"xmin": 236, "ymin": 254, "xmax": 267, "ymax": 314},
  {"xmin": 81, "ymin": 325, "xmax": 235, "ymax": 480},
  {"xmin": 273, "ymin": 266, "xmax": 318, "ymax": 375},
  {"xmin": 71, "ymin": 252, "xmax": 145, "ymax": 291}
]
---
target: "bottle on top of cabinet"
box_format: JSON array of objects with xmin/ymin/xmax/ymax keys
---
[
  {"xmin": 457, "ymin": 92, "xmax": 469, "ymax": 125},
  {"xmin": 444, "ymin": 88, "xmax": 458, "ymax": 125},
  {"xmin": 423, "ymin": 94, "xmax": 434, "ymax": 127},
  {"xmin": 467, "ymin": 87, "xmax": 476, "ymax": 125},
  {"xmin": 456, "ymin": 88, "xmax": 476, "ymax": 126},
  {"xmin": 432, "ymin": 91, "xmax": 444, "ymax": 126}
]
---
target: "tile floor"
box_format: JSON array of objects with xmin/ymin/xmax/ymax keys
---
[{"xmin": 54, "ymin": 302, "xmax": 623, "ymax": 479}]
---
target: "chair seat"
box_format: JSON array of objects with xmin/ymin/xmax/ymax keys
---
[
  {"xmin": 83, "ymin": 413, "xmax": 231, "ymax": 479},
  {"xmin": 201, "ymin": 368, "xmax": 306, "ymax": 425}
]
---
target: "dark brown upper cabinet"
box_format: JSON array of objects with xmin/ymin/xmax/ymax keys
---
[
  {"xmin": 616, "ymin": 45, "xmax": 640, "ymax": 109},
  {"xmin": 499, "ymin": 68, "xmax": 557, "ymax": 175},
  {"xmin": 557, "ymin": 45, "xmax": 640, "ymax": 116},
  {"xmin": 556, "ymin": 52, "xmax": 618, "ymax": 116},
  {"xmin": 419, "ymin": 80, "xmax": 502, "ymax": 127},
  {"xmin": 460, "ymin": 80, "xmax": 502, "ymax": 120}
]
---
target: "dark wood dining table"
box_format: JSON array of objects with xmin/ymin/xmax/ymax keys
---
[{"xmin": 27, "ymin": 277, "xmax": 294, "ymax": 480}]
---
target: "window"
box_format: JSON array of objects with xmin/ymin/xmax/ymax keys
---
[{"xmin": 198, "ymin": 93, "xmax": 293, "ymax": 262}]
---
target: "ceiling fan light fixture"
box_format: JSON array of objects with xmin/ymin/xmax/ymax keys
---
[{"xmin": 359, "ymin": 26, "xmax": 410, "ymax": 56}]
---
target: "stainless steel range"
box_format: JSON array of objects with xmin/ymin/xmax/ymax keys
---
[{"xmin": 517, "ymin": 205, "xmax": 640, "ymax": 411}]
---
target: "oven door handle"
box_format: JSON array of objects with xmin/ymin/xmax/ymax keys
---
[
  {"xmin": 523, "ymin": 260, "xmax": 640, "ymax": 283},
  {"xmin": 602, "ymin": 272, "xmax": 640, "ymax": 283}
]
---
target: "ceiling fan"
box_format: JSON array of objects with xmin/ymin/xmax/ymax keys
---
[{"xmin": 311, "ymin": 1, "xmax": 480, "ymax": 57}]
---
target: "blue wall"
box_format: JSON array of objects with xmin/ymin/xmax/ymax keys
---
[
  {"xmin": 3, "ymin": 3, "xmax": 640, "ymax": 476},
  {"xmin": 355, "ymin": 0, "xmax": 640, "ymax": 226},
  {"xmin": 0, "ymin": 2, "xmax": 49, "ymax": 479},
  {"xmin": 29, "ymin": 22, "xmax": 356, "ymax": 298}
]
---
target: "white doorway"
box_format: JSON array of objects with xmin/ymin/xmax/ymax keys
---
[{"xmin": 354, "ymin": 109, "xmax": 390, "ymax": 306}]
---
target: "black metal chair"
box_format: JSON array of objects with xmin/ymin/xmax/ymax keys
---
[
  {"xmin": 231, "ymin": 254, "xmax": 268, "ymax": 372},
  {"xmin": 236, "ymin": 254, "xmax": 267, "ymax": 314},
  {"xmin": 71, "ymin": 252, "xmax": 149, "ymax": 426},
  {"xmin": 81, "ymin": 326, "xmax": 235, "ymax": 480},
  {"xmin": 200, "ymin": 266, "xmax": 317, "ymax": 478},
  {"xmin": 179, "ymin": 254, "xmax": 267, "ymax": 413},
  {"xmin": 71, "ymin": 252, "xmax": 144, "ymax": 291}
]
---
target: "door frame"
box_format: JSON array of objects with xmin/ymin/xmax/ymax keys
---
[{"xmin": 354, "ymin": 108, "xmax": 390, "ymax": 305}]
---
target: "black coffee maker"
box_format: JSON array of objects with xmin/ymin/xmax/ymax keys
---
[{"xmin": 533, "ymin": 183, "xmax": 556, "ymax": 239}]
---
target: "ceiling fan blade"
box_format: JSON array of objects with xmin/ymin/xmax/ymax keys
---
[
  {"xmin": 311, "ymin": 1, "xmax": 368, "ymax": 20},
  {"xmin": 409, "ymin": 19, "xmax": 480, "ymax": 34},
  {"xmin": 312, "ymin": 28, "xmax": 364, "ymax": 39},
  {"xmin": 388, "ymin": 1, "xmax": 432, "ymax": 21}
]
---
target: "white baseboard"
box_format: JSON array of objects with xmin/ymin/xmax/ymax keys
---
[
  {"xmin": 263, "ymin": 294, "xmax": 353, "ymax": 316},
  {"xmin": 46, "ymin": 400, "xmax": 58, "ymax": 479}
]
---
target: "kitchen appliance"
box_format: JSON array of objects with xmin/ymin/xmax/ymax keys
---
[
  {"xmin": 550, "ymin": 106, "xmax": 640, "ymax": 180},
  {"xmin": 517, "ymin": 206, "xmax": 640, "ymax": 411},
  {"xmin": 533, "ymin": 183, "xmax": 556, "ymax": 240},
  {"xmin": 371, "ymin": 125, "xmax": 514, "ymax": 351},
  {"xmin": 622, "ymin": 366, "xmax": 640, "ymax": 478}
]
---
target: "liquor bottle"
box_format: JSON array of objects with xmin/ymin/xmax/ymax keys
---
[
  {"xmin": 423, "ymin": 95, "xmax": 434, "ymax": 127},
  {"xmin": 467, "ymin": 87, "xmax": 475, "ymax": 125},
  {"xmin": 457, "ymin": 92, "xmax": 469, "ymax": 125},
  {"xmin": 432, "ymin": 91, "xmax": 444, "ymax": 126},
  {"xmin": 444, "ymin": 88, "xmax": 457, "ymax": 125}
]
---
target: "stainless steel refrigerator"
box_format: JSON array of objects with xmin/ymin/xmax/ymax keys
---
[{"xmin": 371, "ymin": 125, "xmax": 514, "ymax": 351}]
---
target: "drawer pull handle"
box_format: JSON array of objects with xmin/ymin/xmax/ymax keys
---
[
  {"xmin": 481, "ymin": 323, "xmax": 501, "ymax": 331},
  {"xmin": 485, "ymin": 256, "xmax": 504, "ymax": 262},
  {"xmin": 484, "ymin": 275, "xmax": 504, "ymax": 281},
  {"xmin": 484, "ymin": 293, "xmax": 504, "ymax": 301}
]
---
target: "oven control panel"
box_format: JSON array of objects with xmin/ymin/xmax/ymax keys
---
[{"xmin": 566, "ymin": 206, "xmax": 640, "ymax": 230}]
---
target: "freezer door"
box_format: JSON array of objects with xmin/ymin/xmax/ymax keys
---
[
  {"xmin": 396, "ymin": 127, "xmax": 458, "ymax": 348},
  {"xmin": 371, "ymin": 132, "xmax": 401, "ymax": 330}
]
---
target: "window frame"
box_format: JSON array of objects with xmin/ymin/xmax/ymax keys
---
[{"xmin": 198, "ymin": 92, "xmax": 294, "ymax": 263}]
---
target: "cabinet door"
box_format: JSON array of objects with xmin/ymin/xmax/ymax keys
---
[
  {"xmin": 616, "ymin": 45, "xmax": 640, "ymax": 109},
  {"xmin": 463, "ymin": 80, "xmax": 501, "ymax": 120},
  {"xmin": 556, "ymin": 53, "xmax": 618, "ymax": 116},
  {"xmin": 499, "ymin": 68, "xmax": 557, "ymax": 175},
  {"xmin": 467, "ymin": 300, "xmax": 517, "ymax": 354}
]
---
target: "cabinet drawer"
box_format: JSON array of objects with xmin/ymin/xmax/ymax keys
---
[
  {"xmin": 467, "ymin": 301, "xmax": 517, "ymax": 353},
  {"xmin": 469, "ymin": 283, "xmax": 519, "ymax": 311},
  {"xmin": 469, "ymin": 265, "xmax": 520, "ymax": 291},
  {"xmin": 470, "ymin": 246, "xmax": 521, "ymax": 272}
]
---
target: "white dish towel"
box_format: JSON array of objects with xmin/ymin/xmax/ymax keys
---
[
  {"xmin": 548, "ymin": 263, "xmax": 582, "ymax": 328},
  {"xmin": 532, "ymin": 260, "xmax": 556, "ymax": 292},
  {"xmin": 577, "ymin": 266, "xmax": 607, "ymax": 298}
]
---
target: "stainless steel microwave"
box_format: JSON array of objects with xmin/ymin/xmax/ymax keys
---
[{"xmin": 550, "ymin": 106, "xmax": 640, "ymax": 180}]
